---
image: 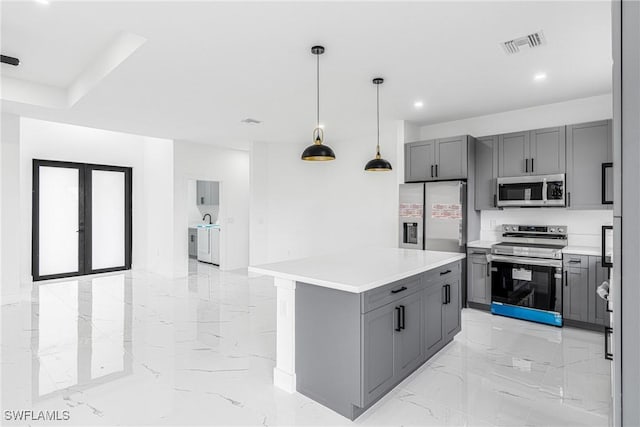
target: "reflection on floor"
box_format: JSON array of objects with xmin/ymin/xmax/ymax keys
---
[{"xmin": 1, "ymin": 262, "xmax": 611, "ymax": 426}]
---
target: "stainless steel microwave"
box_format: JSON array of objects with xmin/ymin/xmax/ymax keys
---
[{"xmin": 496, "ymin": 174, "xmax": 565, "ymax": 207}]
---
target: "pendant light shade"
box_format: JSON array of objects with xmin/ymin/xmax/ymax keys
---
[
  {"xmin": 301, "ymin": 45, "xmax": 336, "ymax": 161},
  {"xmin": 365, "ymin": 77, "xmax": 392, "ymax": 171}
]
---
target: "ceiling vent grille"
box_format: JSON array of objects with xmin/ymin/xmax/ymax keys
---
[{"xmin": 502, "ymin": 31, "xmax": 546, "ymax": 54}]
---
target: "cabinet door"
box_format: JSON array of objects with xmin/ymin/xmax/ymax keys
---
[
  {"xmin": 474, "ymin": 135, "xmax": 498, "ymax": 210},
  {"xmin": 362, "ymin": 303, "xmax": 397, "ymax": 406},
  {"xmin": 498, "ymin": 131, "xmax": 530, "ymax": 177},
  {"xmin": 443, "ymin": 278, "xmax": 461, "ymax": 340},
  {"xmin": 590, "ymin": 257, "xmax": 611, "ymax": 326},
  {"xmin": 210, "ymin": 182, "xmax": 220, "ymax": 205},
  {"xmin": 405, "ymin": 141, "xmax": 436, "ymax": 182},
  {"xmin": 529, "ymin": 126, "xmax": 566, "ymax": 175},
  {"xmin": 395, "ymin": 292, "xmax": 424, "ymax": 378},
  {"xmin": 468, "ymin": 254, "xmax": 489, "ymax": 304},
  {"xmin": 566, "ymin": 120, "xmax": 613, "ymax": 209},
  {"xmin": 563, "ymin": 267, "xmax": 589, "ymax": 322},
  {"xmin": 196, "ymin": 181, "xmax": 207, "ymax": 205},
  {"xmin": 423, "ymin": 283, "xmax": 444, "ymax": 357},
  {"xmin": 435, "ymin": 136, "xmax": 467, "ymax": 180}
]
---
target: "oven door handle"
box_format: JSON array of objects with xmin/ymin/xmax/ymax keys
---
[{"xmin": 487, "ymin": 254, "xmax": 562, "ymax": 268}]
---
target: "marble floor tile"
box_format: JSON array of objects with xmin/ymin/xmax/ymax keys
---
[{"xmin": 1, "ymin": 260, "xmax": 612, "ymax": 426}]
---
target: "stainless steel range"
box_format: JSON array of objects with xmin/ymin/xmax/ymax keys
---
[{"xmin": 488, "ymin": 224, "xmax": 567, "ymax": 327}]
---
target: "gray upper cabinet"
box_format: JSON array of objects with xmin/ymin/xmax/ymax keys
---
[
  {"xmin": 467, "ymin": 250, "xmax": 491, "ymax": 305},
  {"xmin": 566, "ymin": 120, "xmax": 613, "ymax": 210},
  {"xmin": 405, "ymin": 140, "xmax": 435, "ymax": 182},
  {"xmin": 498, "ymin": 127, "xmax": 566, "ymax": 177},
  {"xmin": 529, "ymin": 126, "xmax": 566, "ymax": 175},
  {"xmin": 404, "ymin": 137, "xmax": 468, "ymax": 182},
  {"xmin": 498, "ymin": 131, "xmax": 529, "ymax": 177},
  {"xmin": 563, "ymin": 267, "xmax": 590, "ymax": 323},
  {"xmin": 474, "ymin": 135, "xmax": 499, "ymax": 210},
  {"xmin": 435, "ymin": 136, "xmax": 468, "ymax": 180},
  {"xmin": 196, "ymin": 181, "xmax": 220, "ymax": 206}
]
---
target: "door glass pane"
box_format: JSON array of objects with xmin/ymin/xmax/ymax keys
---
[
  {"xmin": 92, "ymin": 170, "xmax": 125, "ymax": 270},
  {"xmin": 39, "ymin": 166, "xmax": 79, "ymax": 276}
]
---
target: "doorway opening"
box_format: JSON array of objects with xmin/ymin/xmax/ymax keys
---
[{"xmin": 187, "ymin": 179, "xmax": 221, "ymax": 273}]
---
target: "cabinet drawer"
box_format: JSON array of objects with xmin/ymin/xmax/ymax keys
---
[
  {"xmin": 424, "ymin": 261, "xmax": 461, "ymax": 286},
  {"xmin": 563, "ymin": 255, "xmax": 589, "ymax": 269},
  {"xmin": 361, "ymin": 275, "xmax": 423, "ymax": 314},
  {"xmin": 467, "ymin": 248, "xmax": 490, "ymax": 256}
]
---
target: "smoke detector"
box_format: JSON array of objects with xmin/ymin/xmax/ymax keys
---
[
  {"xmin": 241, "ymin": 118, "xmax": 262, "ymax": 124},
  {"xmin": 502, "ymin": 31, "xmax": 546, "ymax": 55}
]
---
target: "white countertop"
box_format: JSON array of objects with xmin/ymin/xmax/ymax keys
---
[
  {"xmin": 562, "ymin": 246, "xmax": 601, "ymax": 256},
  {"xmin": 467, "ymin": 240, "xmax": 497, "ymax": 249},
  {"xmin": 249, "ymin": 247, "xmax": 466, "ymax": 294}
]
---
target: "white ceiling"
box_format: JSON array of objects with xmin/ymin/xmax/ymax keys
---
[{"xmin": 1, "ymin": 1, "xmax": 612, "ymax": 149}]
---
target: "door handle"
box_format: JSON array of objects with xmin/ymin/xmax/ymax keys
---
[
  {"xmin": 431, "ymin": 165, "xmax": 434, "ymax": 178},
  {"xmin": 399, "ymin": 305, "xmax": 406, "ymax": 330},
  {"xmin": 391, "ymin": 286, "xmax": 407, "ymax": 294},
  {"xmin": 395, "ymin": 306, "xmax": 402, "ymax": 332},
  {"xmin": 525, "ymin": 158, "xmax": 528, "ymax": 173},
  {"xmin": 605, "ymin": 327, "xmax": 613, "ymax": 360},
  {"xmin": 435, "ymin": 164, "xmax": 438, "ymax": 177}
]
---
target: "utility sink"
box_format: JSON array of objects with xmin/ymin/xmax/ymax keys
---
[{"xmin": 196, "ymin": 223, "xmax": 220, "ymax": 228}]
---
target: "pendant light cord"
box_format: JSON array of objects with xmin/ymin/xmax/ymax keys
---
[
  {"xmin": 376, "ymin": 83, "xmax": 380, "ymax": 155},
  {"xmin": 316, "ymin": 52, "xmax": 320, "ymax": 128}
]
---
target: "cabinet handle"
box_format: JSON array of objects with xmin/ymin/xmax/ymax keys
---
[
  {"xmin": 391, "ymin": 286, "xmax": 407, "ymax": 294},
  {"xmin": 525, "ymin": 158, "xmax": 528, "ymax": 173},
  {"xmin": 487, "ymin": 262, "xmax": 491, "ymax": 277},
  {"xmin": 395, "ymin": 307, "xmax": 402, "ymax": 332},
  {"xmin": 493, "ymin": 194, "xmax": 497, "ymax": 208},
  {"xmin": 568, "ymin": 259, "xmax": 581, "ymax": 264},
  {"xmin": 399, "ymin": 305, "xmax": 406, "ymax": 330},
  {"xmin": 605, "ymin": 327, "xmax": 613, "ymax": 360},
  {"xmin": 446, "ymin": 284, "xmax": 451, "ymax": 304},
  {"xmin": 442, "ymin": 285, "xmax": 447, "ymax": 304},
  {"xmin": 435, "ymin": 164, "xmax": 438, "ymax": 177},
  {"xmin": 440, "ymin": 269, "xmax": 451, "ymax": 276},
  {"xmin": 431, "ymin": 165, "xmax": 434, "ymax": 178},
  {"xmin": 200, "ymin": 197, "xmax": 204, "ymax": 204},
  {"xmin": 531, "ymin": 158, "xmax": 534, "ymax": 173},
  {"xmin": 567, "ymin": 192, "xmax": 571, "ymax": 207},
  {"xmin": 564, "ymin": 270, "xmax": 568, "ymax": 287},
  {"xmin": 471, "ymin": 251, "xmax": 485, "ymax": 255}
]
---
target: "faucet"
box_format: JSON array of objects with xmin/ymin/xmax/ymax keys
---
[{"xmin": 202, "ymin": 213, "xmax": 212, "ymax": 224}]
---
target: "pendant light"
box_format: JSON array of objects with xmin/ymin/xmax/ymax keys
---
[
  {"xmin": 301, "ymin": 45, "xmax": 336, "ymax": 161},
  {"xmin": 365, "ymin": 78, "xmax": 392, "ymax": 171}
]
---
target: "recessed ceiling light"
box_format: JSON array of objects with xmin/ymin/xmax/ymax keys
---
[
  {"xmin": 534, "ymin": 72, "xmax": 547, "ymax": 81},
  {"xmin": 414, "ymin": 101, "xmax": 424, "ymax": 109}
]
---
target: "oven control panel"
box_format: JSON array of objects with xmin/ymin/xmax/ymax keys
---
[{"xmin": 502, "ymin": 224, "xmax": 566, "ymax": 235}]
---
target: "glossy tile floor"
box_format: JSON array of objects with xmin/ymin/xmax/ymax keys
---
[{"xmin": 1, "ymin": 260, "xmax": 611, "ymax": 426}]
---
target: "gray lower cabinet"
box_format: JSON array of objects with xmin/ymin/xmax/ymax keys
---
[
  {"xmin": 296, "ymin": 261, "xmax": 462, "ymax": 420},
  {"xmin": 474, "ymin": 135, "xmax": 499, "ymax": 210},
  {"xmin": 188, "ymin": 228, "xmax": 197, "ymax": 258},
  {"xmin": 405, "ymin": 137, "xmax": 468, "ymax": 182},
  {"xmin": 467, "ymin": 249, "xmax": 491, "ymax": 305},
  {"xmin": 562, "ymin": 255, "xmax": 610, "ymax": 328},
  {"xmin": 566, "ymin": 120, "xmax": 613, "ymax": 209}
]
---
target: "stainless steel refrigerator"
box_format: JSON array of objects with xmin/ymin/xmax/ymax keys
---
[{"xmin": 399, "ymin": 181, "xmax": 466, "ymax": 253}]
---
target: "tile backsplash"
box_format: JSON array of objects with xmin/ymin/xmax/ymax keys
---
[{"xmin": 480, "ymin": 209, "xmax": 613, "ymax": 248}]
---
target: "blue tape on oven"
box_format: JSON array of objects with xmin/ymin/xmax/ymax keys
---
[{"xmin": 491, "ymin": 302, "xmax": 563, "ymax": 327}]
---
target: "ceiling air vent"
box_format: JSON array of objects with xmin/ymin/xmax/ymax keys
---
[
  {"xmin": 240, "ymin": 118, "xmax": 262, "ymax": 124},
  {"xmin": 502, "ymin": 31, "xmax": 546, "ymax": 55}
]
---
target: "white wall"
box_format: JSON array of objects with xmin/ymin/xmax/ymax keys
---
[
  {"xmin": 416, "ymin": 94, "xmax": 612, "ymax": 141},
  {"xmin": 173, "ymin": 141, "xmax": 249, "ymax": 275},
  {"xmin": 416, "ymin": 93, "xmax": 614, "ymax": 247},
  {"xmin": 19, "ymin": 118, "xmax": 174, "ymax": 281},
  {"xmin": 249, "ymin": 124, "xmax": 398, "ymax": 265},
  {"xmin": 1, "ymin": 113, "xmax": 22, "ymax": 300}
]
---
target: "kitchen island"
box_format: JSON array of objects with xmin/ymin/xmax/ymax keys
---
[{"xmin": 249, "ymin": 247, "xmax": 465, "ymax": 420}]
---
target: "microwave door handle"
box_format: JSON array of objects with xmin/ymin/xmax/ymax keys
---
[{"xmin": 542, "ymin": 180, "xmax": 548, "ymax": 203}]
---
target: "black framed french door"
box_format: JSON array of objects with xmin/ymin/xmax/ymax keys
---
[{"xmin": 32, "ymin": 159, "xmax": 132, "ymax": 281}]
